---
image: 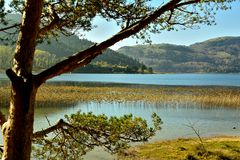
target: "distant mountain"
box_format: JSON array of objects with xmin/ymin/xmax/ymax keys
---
[
  {"xmin": 0, "ymin": 36, "xmax": 147, "ymax": 73},
  {"xmin": 37, "ymin": 36, "xmax": 142, "ymax": 68},
  {"xmin": 117, "ymin": 36, "xmax": 240, "ymax": 73},
  {"xmin": 36, "ymin": 35, "xmax": 149, "ymax": 73},
  {"xmin": 0, "ymin": 14, "xmax": 149, "ymax": 73},
  {"xmin": 190, "ymin": 36, "xmax": 240, "ymax": 56}
]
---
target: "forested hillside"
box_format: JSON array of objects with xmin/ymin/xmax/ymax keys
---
[
  {"xmin": 2, "ymin": 15, "xmax": 239, "ymax": 73},
  {"xmin": 0, "ymin": 15, "xmax": 149, "ymax": 73},
  {"xmin": 117, "ymin": 36, "xmax": 240, "ymax": 73},
  {"xmin": 36, "ymin": 36, "xmax": 148, "ymax": 73},
  {"xmin": 0, "ymin": 39, "xmax": 148, "ymax": 73},
  {"xmin": 0, "ymin": 45, "xmax": 60, "ymax": 71}
]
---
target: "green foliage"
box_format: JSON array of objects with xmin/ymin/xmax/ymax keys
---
[
  {"xmin": 32, "ymin": 112, "xmax": 162, "ymax": 160},
  {"xmin": 73, "ymin": 63, "xmax": 142, "ymax": 73},
  {"xmin": 132, "ymin": 0, "xmax": 235, "ymax": 43},
  {"xmin": 0, "ymin": 0, "xmax": 6, "ymax": 24},
  {"xmin": 0, "ymin": 0, "xmax": 236, "ymax": 43},
  {"xmin": 1, "ymin": 0, "xmax": 153, "ymax": 42},
  {"xmin": 118, "ymin": 36, "xmax": 240, "ymax": 73}
]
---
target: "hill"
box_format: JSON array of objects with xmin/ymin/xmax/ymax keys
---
[
  {"xmin": 36, "ymin": 36, "xmax": 148, "ymax": 73},
  {"xmin": 0, "ymin": 14, "xmax": 148, "ymax": 73},
  {"xmin": 0, "ymin": 37, "xmax": 147, "ymax": 73},
  {"xmin": 0, "ymin": 45, "xmax": 61, "ymax": 71},
  {"xmin": 117, "ymin": 36, "xmax": 240, "ymax": 73},
  {"xmin": 36, "ymin": 36, "xmax": 142, "ymax": 68}
]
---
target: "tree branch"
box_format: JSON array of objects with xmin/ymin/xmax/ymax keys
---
[
  {"xmin": 167, "ymin": 9, "xmax": 174, "ymax": 23},
  {"xmin": 176, "ymin": 0, "xmax": 201, "ymax": 8},
  {"xmin": 0, "ymin": 23, "xmax": 20, "ymax": 32},
  {"xmin": 33, "ymin": 118, "xmax": 104, "ymax": 139},
  {"xmin": 36, "ymin": 0, "xmax": 186, "ymax": 84},
  {"xmin": 33, "ymin": 119, "xmax": 66, "ymax": 138},
  {"xmin": 33, "ymin": 117, "xmax": 154, "ymax": 154},
  {"xmin": 38, "ymin": 4, "xmax": 60, "ymax": 36}
]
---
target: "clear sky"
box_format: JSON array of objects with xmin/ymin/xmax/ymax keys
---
[
  {"xmin": 4, "ymin": 0, "xmax": 240, "ymax": 50},
  {"xmin": 83, "ymin": 1, "xmax": 240, "ymax": 50}
]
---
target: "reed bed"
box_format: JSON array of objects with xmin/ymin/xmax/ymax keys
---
[{"xmin": 0, "ymin": 84, "xmax": 239, "ymax": 108}]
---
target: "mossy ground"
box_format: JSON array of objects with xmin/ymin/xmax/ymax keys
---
[{"xmin": 118, "ymin": 136, "xmax": 240, "ymax": 160}]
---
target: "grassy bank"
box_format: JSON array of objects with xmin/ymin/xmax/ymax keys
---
[
  {"xmin": 118, "ymin": 136, "xmax": 240, "ymax": 160},
  {"xmin": 0, "ymin": 84, "xmax": 240, "ymax": 107}
]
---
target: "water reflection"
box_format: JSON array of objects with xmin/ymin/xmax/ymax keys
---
[
  {"xmin": 28, "ymin": 101, "xmax": 240, "ymax": 141},
  {"xmin": 1, "ymin": 99, "xmax": 239, "ymax": 159},
  {"xmin": 1, "ymin": 93, "xmax": 239, "ymax": 143},
  {"xmin": 25, "ymin": 100, "xmax": 240, "ymax": 160},
  {"xmin": 72, "ymin": 101, "xmax": 240, "ymax": 140}
]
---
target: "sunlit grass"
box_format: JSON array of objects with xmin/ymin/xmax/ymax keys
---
[
  {"xmin": 0, "ymin": 84, "xmax": 239, "ymax": 108},
  {"xmin": 118, "ymin": 136, "xmax": 240, "ymax": 160}
]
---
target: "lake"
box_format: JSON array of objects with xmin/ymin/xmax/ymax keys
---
[
  {"xmin": 34, "ymin": 101, "xmax": 240, "ymax": 159},
  {"xmin": 1, "ymin": 73, "xmax": 240, "ymax": 86},
  {"xmin": 0, "ymin": 73, "xmax": 240, "ymax": 159},
  {"xmin": 0, "ymin": 100, "xmax": 228, "ymax": 159},
  {"xmin": 33, "ymin": 101, "xmax": 240, "ymax": 140},
  {"xmin": 50, "ymin": 73, "xmax": 240, "ymax": 86}
]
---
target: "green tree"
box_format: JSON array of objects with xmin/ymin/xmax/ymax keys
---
[
  {"xmin": 148, "ymin": 67, "xmax": 153, "ymax": 74},
  {"xmin": 0, "ymin": 0, "xmax": 235, "ymax": 159},
  {"xmin": 141, "ymin": 64, "xmax": 147, "ymax": 73}
]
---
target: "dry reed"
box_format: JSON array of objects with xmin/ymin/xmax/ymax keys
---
[{"xmin": 0, "ymin": 84, "xmax": 239, "ymax": 108}]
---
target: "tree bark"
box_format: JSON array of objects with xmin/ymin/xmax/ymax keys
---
[
  {"xmin": 1, "ymin": 77, "xmax": 38, "ymax": 160},
  {"xmin": 1, "ymin": 0, "xmax": 43, "ymax": 160}
]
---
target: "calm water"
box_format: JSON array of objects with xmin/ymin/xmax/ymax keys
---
[
  {"xmin": 28, "ymin": 102, "xmax": 240, "ymax": 160},
  {"xmin": 1, "ymin": 73, "xmax": 240, "ymax": 86},
  {"xmin": 34, "ymin": 101, "xmax": 240, "ymax": 140},
  {"xmin": 34, "ymin": 101, "xmax": 240, "ymax": 160},
  {"xmin": 0, "ymin": 73, "xmax": 240, "ymax": 159},
  {"xmin": 1, "ymin": 100, "xmax": 239, "ymax": 159},
  {"xmin": 50, "ymin": 73, "xmax": 240, "ymax": 86}
]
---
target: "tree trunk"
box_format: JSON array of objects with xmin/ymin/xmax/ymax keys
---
[
  {"xmin": 1, "ymin": 80, "xmax": 37, "ymax": 160},
  {"xmin": 1, "ymin": 0, "xmax": 43, "ymax": 159}
]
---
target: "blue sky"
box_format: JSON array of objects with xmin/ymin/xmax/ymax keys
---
[
  {"xmin": 84, "ymin": 1, "xmax": 240, "ymax": 50},
  {"xmin": 4, "ymin": 0, "xmax": 240, "ymax": 50}
]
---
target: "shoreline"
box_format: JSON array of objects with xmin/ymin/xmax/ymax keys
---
[
  {"xmin": 83, "ymin": 135, "xmax": 240, "ymax": 160},
  {"xmin": 47, "ymin": 80, "xmax": 240, "ymax": 88},
  {"xmin": 2, "ymin": 78, "xmax": 240, "ymax": 88}
]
